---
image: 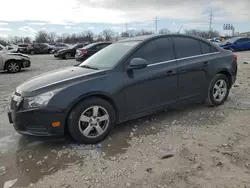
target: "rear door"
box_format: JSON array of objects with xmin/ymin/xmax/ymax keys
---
[
  {"xmin": 33, "ymin": 44, "xmax": 42, "ymax": 53},
  {"xmin": 173, "ymin": 36, "xmax": 211, "ymax": 101}
]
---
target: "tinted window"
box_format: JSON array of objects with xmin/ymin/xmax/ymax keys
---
[
  {"xmin": 18, "ymin": 44, "xmax": 28, "ymax": 47},
  {"xmin": 200, "ymin": 41, "xmax": 218, "ymax": 54},
  {"xmin": 79, "ymin": 41, "xmax": 139, "ymax": 69},
  {"xmin": 131, "ymin": 37, "xmax": 175, "ymax": 64},
  {"xmin": 237, "ymin": 38, "xmax": 250, "ymax": 43},
  {"xmin": 173, "ymin": 37, "xmax": 202, "ymax": 58},
  {"xmin": 96, "ymin": 43, "xmax": 110, "ymax": 50}
]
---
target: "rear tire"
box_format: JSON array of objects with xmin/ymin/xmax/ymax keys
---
[
  {"xmin": 48, "ymin": 49, "xmax": 53, "ymax": 54},
  {"xmin": 5, "ymin": 61, "xmax": 21, "ymax": 73},
  {"xmin": 64, "ymin": 53, "xmax": 71, "ymax": 59},
  {"xmin": 206, "ymin": 74, "xmax": 230, "ymax": 106},
  {"xmin": 67, "ymin": 97, "xmax": 116, "ymax": 144}
]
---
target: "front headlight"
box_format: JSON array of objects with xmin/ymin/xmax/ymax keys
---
[{"xmin": 23, "ymin": 91, "xmax": 55, "ymax": 109}]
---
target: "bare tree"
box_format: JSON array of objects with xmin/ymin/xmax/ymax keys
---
[
  {"xmin": 0, "ymin": 38, "xmax": 8, "ymax": 46},
  {"xmin": 47, "ymin": 32, "xmax": 57, "ymax": 43},
  {"xmin": 184, "ymin": 29, "xmax": 219, "ymax": 39},
  {"xmin": 136, "ymin": 29, "xmax": 153, "ymax": 36},
  {"xmin": 35, "ymin": 31, "xmax": 49, "ymax": 43},
  {"xmin": 84, "ymin": 30, "xmax": 94, "ymax": 42},
  {"xmin": 159, "ymin": 28, "xmax": 171, "ymax": 34},
  {"xmin": 95, "ymin": 34, "xmax": 104, "ymax": 42},
  {"xmin": 121, "ymin": 32, "xmax": 130, "ymax": 37},
  {"xmin": 101, "ymin": 29, "xmax": 114, "ymax": 41}
]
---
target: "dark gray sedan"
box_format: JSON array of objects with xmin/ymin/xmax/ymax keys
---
[{"xmin": 8, "ymin": 34, "xmax": 237, "ymax": 144}]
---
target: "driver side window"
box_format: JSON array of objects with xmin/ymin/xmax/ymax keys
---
[{"xmin": 129, "ymin": 37, "xmax": 175, "ymax": 65}]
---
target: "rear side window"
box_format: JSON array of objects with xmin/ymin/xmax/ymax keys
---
[
  {"xmin": 18, "ymin": 44, "xmax": 28, "ymax": 47},
  {"xmin": 237, "ymin": 38, "xmax": 250, "ymax": 43},
  {"xmin": 200, "ymin": 41, "xmax": 218, "ymax": 54},
  {"xmin": 131, "ymin": 37, "xmax": 175, "ymax": 64},
  {"xmin": 173, "ymin": 37, "xmax": 202, "ymax": 58}
]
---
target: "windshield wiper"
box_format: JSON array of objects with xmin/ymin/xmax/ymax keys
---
[{"xmin": 80, "ymin": 65, "xmax": 99, "ymax": 70}]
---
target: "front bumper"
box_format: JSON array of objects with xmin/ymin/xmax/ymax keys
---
[
  {"xmin": 8, "ymin": 107, "xmax": 66, "ymax": 136},
  {"xmin": 54, "ymin": 52, "xmax": 64, "ymax": 58},
  {"xmin": 22, "ymin": 60, "xmax": 31, "ymax": 68}
]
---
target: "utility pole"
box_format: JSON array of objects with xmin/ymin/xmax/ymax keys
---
[
  {"xmin": 125, "ymin": 21, "xmax": 128, "ymax": 33},
  {"xmin": 155, "ymin": 16, "xmax": 158, "ymax": 34},
  {"xmin": 209, "ymin": 11, "xmax": 213, "ymax": 37}
]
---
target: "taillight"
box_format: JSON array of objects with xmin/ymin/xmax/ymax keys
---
[
  {"xmin": 81, "ymin": 49, "xmax": 87, "ymax": 54},
  {"xmin": 233, "ymin": 54, "xmax": 237, "ymax": 62}
]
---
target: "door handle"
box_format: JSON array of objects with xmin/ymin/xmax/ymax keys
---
[
  {"xmin": 204, "ymin": 62, "xmax": 209, "ymax": 66},
  {"xmin": 165, "ymin": 70, "xmax": 176, "ymax": 76}
]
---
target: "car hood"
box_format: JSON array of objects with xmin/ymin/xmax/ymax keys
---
[
  {"xmin": 16, "ymin": 66, "xmax": 106, "ymax": 97},
  {"xmin": 5, "ymin": 52, "xmax": 30, "ymax": 58},
  {"xmin": 219, "ymin": 42, "xmax": 231, "ymax": 47},
  {"xmin": 57, "ymin": 48, "xmax": 70, "ymax": 53}
]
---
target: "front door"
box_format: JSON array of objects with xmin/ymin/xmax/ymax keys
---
[{"xmin": 123, "ymin": 37, "xmax": 178, "ymax": 117}]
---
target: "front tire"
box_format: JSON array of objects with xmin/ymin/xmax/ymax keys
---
[
  {"xmin": 5, "ymin": 61, "xmax": 21, "ymax": 73},
  {"xmin": 67, "ymin": 97, "xmax": 116, "ymax": 144},
  {"xmin": 206, "ymin": 74, "xmax": 230, "ymax": 106}
]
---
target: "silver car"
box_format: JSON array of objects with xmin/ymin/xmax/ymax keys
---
[{"xmin": 0, "ymin": 52, "xmax": 31, "ymax": 73}]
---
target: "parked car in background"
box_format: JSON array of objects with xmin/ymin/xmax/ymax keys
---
[
  {"xmin": 219, "ymin": 37, "xmax": 250, "ymax": 52},
  {"xmin": 75, "ymin": 42, "xmax": 112, "ymax": 62},
  {"xmin": 52, "ymin": 43, "xmax": 70, "ymax": 53},
  {"xmin": 1, "ymin": 44, "xmax": 19, "ymax": 53},
  {"xmin": 29, "ymin": 43, "xmax": 54, "ymax": 55},
  {"xmin": 0, "ymin": 52, "xmax": 31, "ymax": 73},
  {"xmin": 54, "ymin": 43, "xmax": 89, "ymax": 59},
  {"xmin": 6, "ymin": 45, "xmax": 19, "ymax": 53},
  {"xmin": 0, "ymin": 44, "xmax": 6, "ymax": 51},
  {"xmin": 17, "ymin": 43, "xmax": 32, "ymax": 54},
  {"xmin": 8, "ymin": 34, "xmax": 237, "ymax": 144}
]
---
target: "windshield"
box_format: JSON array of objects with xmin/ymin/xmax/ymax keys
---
[{"xmin": 79, "ymin": 41, "xmax": 139, "ymax": 69}]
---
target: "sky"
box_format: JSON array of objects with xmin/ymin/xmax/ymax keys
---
[{"xmin": 0, "ymin": 0, "xmax": 250, "ymax": 38}]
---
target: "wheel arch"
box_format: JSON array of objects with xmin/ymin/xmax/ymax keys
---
[
  {"xmin": 64, "ymin": 92, "xmax": 119, "ymax": 134},
  {"xmin": 4, "ymin": 59, "xmax": 22, "ymax": 69},
  {"xmin": 217, "ymin": 69, "xmax": 233, "ymax": 88}
]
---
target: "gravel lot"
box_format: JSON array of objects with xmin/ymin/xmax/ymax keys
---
[{"xmin": 1, "ymin": 53, "xmax": 250, "ymax": 188}]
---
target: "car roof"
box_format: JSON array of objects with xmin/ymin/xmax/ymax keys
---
[{"xmin": 117, "ymin": 33, "xmax": 215, "ymax": 44}]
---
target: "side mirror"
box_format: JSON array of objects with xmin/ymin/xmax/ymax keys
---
[{"xmin": 128, "ymin": 58, "xmax": 148, "ymax": 70}]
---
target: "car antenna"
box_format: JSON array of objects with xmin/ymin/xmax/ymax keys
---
[{"xmin": 178, "ymin": 25, "xmax": 183, "ymax": 34}]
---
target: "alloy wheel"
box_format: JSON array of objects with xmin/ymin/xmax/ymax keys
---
[
  {"xmin": 213, "ymin": 79, "xmax": 228, "ymax": 102},
  {"xmin": 78, "ymin": 106, "xmax": 110, "ymax": 138},
  {"xmin": 8, "ymin": 62, "xmax": 20, "ymax": 73},
  {"xmin": 65, "ymin": 53, "xmax": 71, "ymax": 59}
]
